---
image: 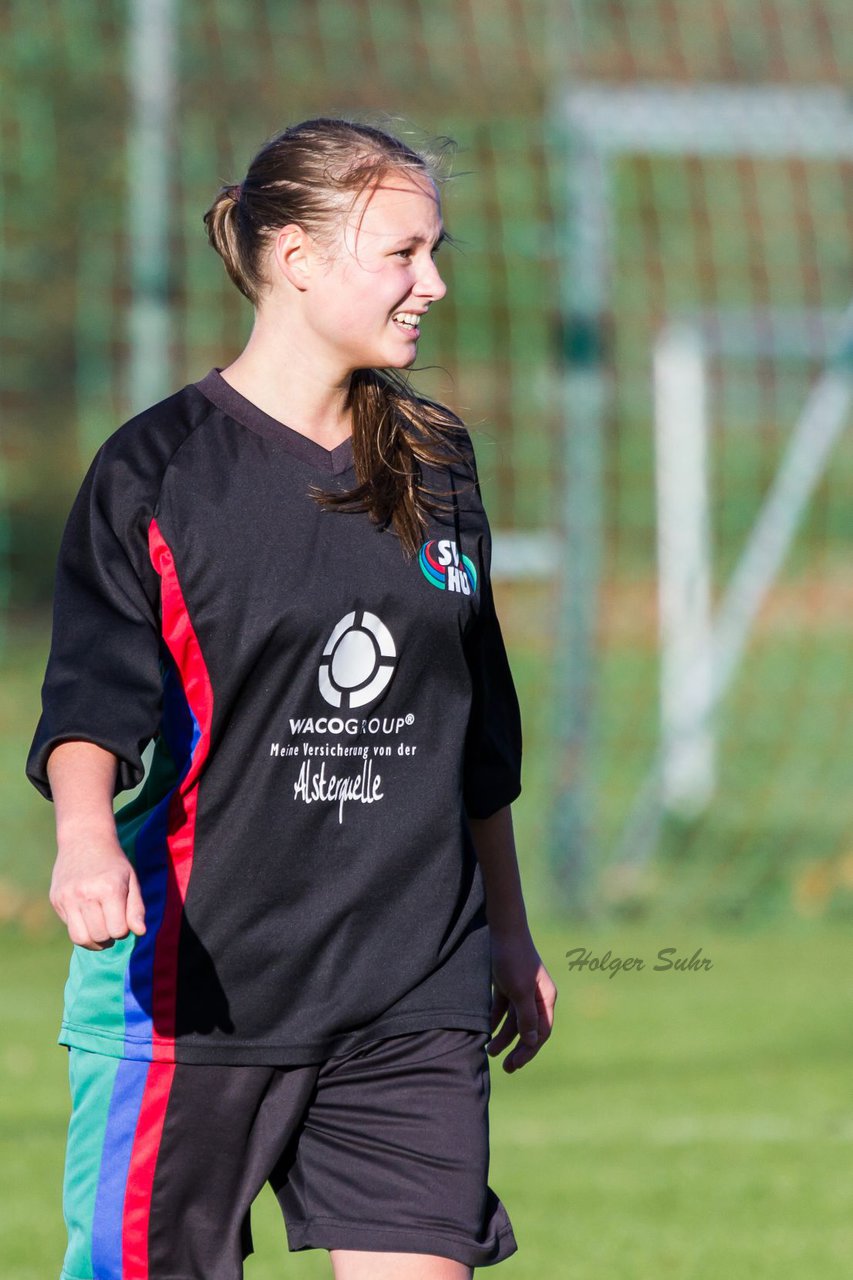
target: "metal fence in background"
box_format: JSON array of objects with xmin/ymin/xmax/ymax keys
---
[{"xmin": 4, "ymin": 0, "xmax": 853, "ymax": 922}]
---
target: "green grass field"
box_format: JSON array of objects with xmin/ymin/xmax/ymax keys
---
[{"xmin": 3, "ymin": 918, "xmax": 851, "ymax": 1278}]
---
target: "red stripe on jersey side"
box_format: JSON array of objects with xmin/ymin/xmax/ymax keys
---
[
  {"xmin": 147, "ymin": 518, "xmax": 214, "ymax": 1059},
  {"xmin": 122, "ymin": 1061, "xmax": 177, "ymax": 1278}
]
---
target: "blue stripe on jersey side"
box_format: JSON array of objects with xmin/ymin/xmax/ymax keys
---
[
  {"xmin": 90, "ymin": 1057, "xmax": 149, "ymax": 1279},
  {"xmin": 122, "ymin": 791, "xmax": 170, "ymax": 1056},
  {"xmin": 123, "ymin": 653, "xmax": 200, "ymax": 1056}
]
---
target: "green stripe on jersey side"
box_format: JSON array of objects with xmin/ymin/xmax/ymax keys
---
[
  {"xmin": 61, "ymin": 1048, "xmax": 121, "ymax": 1280},
  {"xmin": 60, "ymin": 932, "xmax": 136, "ymax": 1053}
]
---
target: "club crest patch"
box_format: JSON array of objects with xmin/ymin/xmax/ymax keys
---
[{"xmin": 418, "ymin": 539, "xmax": 478, "ymax": 595}]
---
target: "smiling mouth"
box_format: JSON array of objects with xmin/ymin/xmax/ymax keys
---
[{"xmin": 392, "ymin": 311, "xmax": 422, "ymax": 336}]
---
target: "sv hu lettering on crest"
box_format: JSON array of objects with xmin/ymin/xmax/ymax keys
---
[{"xmin": 418, "ymin": 539, "xmax": 478, "ymax": 595}]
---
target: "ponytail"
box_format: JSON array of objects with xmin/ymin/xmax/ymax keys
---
[{"xmin": 204, "ymin": 184, "xmax": 253, "ymax": 302}]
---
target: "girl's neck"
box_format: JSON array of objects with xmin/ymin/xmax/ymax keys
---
[{"xmin": 220, "ymin": 315, "xmax": 353, "ymax": 446}]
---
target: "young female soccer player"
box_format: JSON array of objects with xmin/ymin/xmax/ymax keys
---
[{"xmin": 27, "ymin": 117, "xmax": 557, "ymax": 1280}]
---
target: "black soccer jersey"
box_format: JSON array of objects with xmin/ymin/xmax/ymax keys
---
[{"xmin": 26, "ymin": 369, "xmax": 523, "ymax": 1065}]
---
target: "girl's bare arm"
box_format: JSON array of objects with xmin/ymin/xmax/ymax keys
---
[
  {"xmin": 468, "ymin": 804, "xmax": 557, "ymax": 1072},
  {"xmin": 46, "ymin": 741, "xmax": 146, "ymax": 950}
]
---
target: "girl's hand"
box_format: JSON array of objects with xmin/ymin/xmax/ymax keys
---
[
  {"xmin": 49, "ymin": 840, "xmax": 146, "ymax": 951},
  {"xmin": 486, "ymin": 925, "xmax": 557, "ymax": 1073}
]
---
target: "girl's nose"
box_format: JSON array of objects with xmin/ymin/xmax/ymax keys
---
[{"xmin": 416, "ymin": 256, "xmax": 447, "ymax": 302}]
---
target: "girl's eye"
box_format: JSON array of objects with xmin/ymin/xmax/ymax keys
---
[{"xmin": 394, "ymin": 248, "xmax": 414, "ymax": 259}]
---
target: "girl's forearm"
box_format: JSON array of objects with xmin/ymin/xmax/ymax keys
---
[
  {"xmin": 467, "ymin": 804, "xmax": 530, "ymax": 936},
  {"xmin": 46, "ymin": 741, "xmax": 121, "ymax": 851},
  {"xmin": 46, "ymin": 742, "xmax": 146, "ymax": 948}
]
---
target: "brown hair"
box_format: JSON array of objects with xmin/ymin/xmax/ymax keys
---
[{"xmin": 203, "ymin": 117, "xmax": 472, "ymax": 558}]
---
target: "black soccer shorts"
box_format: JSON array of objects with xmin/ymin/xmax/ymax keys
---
[{"xmin": 61, "ymin": 1027, "xmax": 518, "ymax": 1279}]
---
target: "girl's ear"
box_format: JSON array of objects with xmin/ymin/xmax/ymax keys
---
[{"xmin": 270, "ymin": 223, "xmax": 313, "ymax": 292}]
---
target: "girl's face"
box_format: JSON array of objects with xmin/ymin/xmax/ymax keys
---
[{"xmin": 304, "ymin": 170, "xmax": 448, "ymax": 374}]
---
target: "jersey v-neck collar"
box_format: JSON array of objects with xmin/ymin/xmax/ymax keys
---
[{"xmin": 194, "ymin": 368, "xmax": 356, "ymax": 477}]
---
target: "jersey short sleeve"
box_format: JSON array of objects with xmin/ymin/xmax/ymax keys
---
[
  {"xmin": 462, "ymin": 568, "xmax": 523, "ymax": 818},
  {"xmin": 26, "ymin": 440, "xmax": 164, "ymax": 801},
  {"xmin": 458, "ymin": 433, "xmax": 523, "ymax": 820}
]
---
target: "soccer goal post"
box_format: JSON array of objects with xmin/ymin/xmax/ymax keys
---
[
  {"xmin": 549, "ymin": 83, "xmax": 853, "ymax": 901},
  {"xmin": 126, "ymin": 0, "xmax": 176, "ymax": 417}
]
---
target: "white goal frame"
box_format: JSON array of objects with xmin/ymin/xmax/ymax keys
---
[{"xmin": 549, "ymin": 84, "xmax": 853, "ymax": 891}]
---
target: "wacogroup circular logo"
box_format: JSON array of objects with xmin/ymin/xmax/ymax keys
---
[
  {"xmin": 318, "ymin": 609, "xmax": 397, "ymax": 709},
  {"xmin": 418, "ymin": 539, "xmax": 478, "ymax": 595}
]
